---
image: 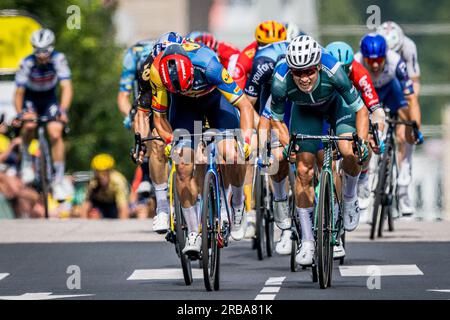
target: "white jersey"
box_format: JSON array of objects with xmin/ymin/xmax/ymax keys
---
[
  {"xmin": 15, "ymin": 51, "xmax": 71, "ymax": 92},
  {"xmin": 399, "ymin": 36, "xmax": 420, "ymax": 79},
  {"xmin": 354, "ymin": 49, "xmax": 411, "ymax": 90}
]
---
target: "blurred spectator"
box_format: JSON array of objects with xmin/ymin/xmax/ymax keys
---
[
  {"xmin": 0, "ymin": 119, "xmax": 44, "ymax": 218},
  {"xmin": 129, "ymin": 159, "xmax": 156, "ymax": 219},
  {"xmin": 79, "ymin": 153, "xmax": 130, "ymax": 219}
]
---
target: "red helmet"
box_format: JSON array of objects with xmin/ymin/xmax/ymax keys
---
[
  {"xmin": 186, "ymin": 31, "xmax": 218, "ymax": 51},
  {"xmin": 158, "ymin": 45, "xmax": 194, "ymax": 93}
]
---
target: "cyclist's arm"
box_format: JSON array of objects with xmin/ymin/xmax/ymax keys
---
[
  {"xmin": 118, "ymin": 48, "xmax": 139, "ymax": 116},
  {"xmin": 269, "ymin": 67, "xmax": 290, "ymax": 146},
  {"xmin": 59, "ymin": 79, "xmax": 73, "ymax": 112},
  {"xmin": 396, "ymin": 59, "xmax": 421, "ymax": 129},
  {"xmin": 14, "ymin": 87, "xmax": 25, "ymax": 114},
  {"xmin": 79, "ymin": 200, "xmax": 92, "ymax": 218},
  {"xmin": 117, "ymin": 92, "xmax": 132, "ymax": 117}
]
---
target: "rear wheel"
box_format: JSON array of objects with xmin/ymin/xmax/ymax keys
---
[
  {"xmin": 38, "ymin": 137, "xmax": 51, "ymax": 219},
  {"xmin": 371, "ymin": 147, "xmax": 390, "ymax": 240},
  {"xmin": 317, "ymin": 170, "xmax": 333, "ymax": 289},
  {"xmin": 173, "ymin": 172, "xmax": 193, "ymax": 286},
  {"xmin": 290, "ymin": 232, "xmax": 299, "ymax": 272},
  {"xmin": 201, "ymin": 171, "xmax": 220, "ymax": 291},
  {"xmin": 255, "ymin": 167, "xmax": 265, "ymax": 260}
]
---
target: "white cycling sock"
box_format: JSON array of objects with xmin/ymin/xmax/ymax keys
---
[
  {"xmin": 344, "ymin": 172, "xmax": 360, "ymax": 200},
  {"xmin": 297, "ymin": 207, "xmax": 314, "ymax": 241},
  {"xmin": 182, "ymin": 204, "xmax": 199, "ymax": 234},
  {"xmin": 154, "ymin": 183, "xmax": 169, "ymax": 214},
  {"xmin": 272, "ymin": 176, "xmax": 288, "ymax": 201},
  {"xmin": 231, "ymin": 184, "xmax": 244, "ymax": 209},
  {"xmin": 53, "ymin": 162, "xmax": 65, "ymax": 183},
  {"xmin": 398, "ymin": 142, "xmax": 414, "ymax": 187}
]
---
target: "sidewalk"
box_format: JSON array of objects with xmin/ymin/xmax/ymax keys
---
[{"xmin": 0, "ymin": 218, "xmax": 449, "ymax": 243}]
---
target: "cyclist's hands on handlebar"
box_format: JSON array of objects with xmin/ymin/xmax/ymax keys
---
[{"xmin": 57, "ymin": 109, "xmax": 69, "ymax": 124}]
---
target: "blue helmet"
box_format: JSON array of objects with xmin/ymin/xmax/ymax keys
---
[
  {"xmin": 360, "ymin": 33, "xmax": 387, "ymax": 58},
  {"xmin": 325, "ymin": 41, "xmax": 354, "ymax": 66},
  {"xmin": 151, "ymin": 31, "xmax": 183, "ymax": 58}
]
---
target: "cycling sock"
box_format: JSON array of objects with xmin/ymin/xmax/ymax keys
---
[
  {"xmin": 272, "ymin": 176, "xmax": 288, "ymax": 201},
  {"xmin": 182, "ymin": 204, "xmax": 199, "ymax": 234},
  {"xmin": 398, "ymin": 142, "xmax": 414, "ymax": 187},
  {"xmin": 343, "ymin": 172, "xmax": 360, "ymax": 200},
  {"xmin": 154, "ymin": 183, "xmax": 169, "ymax": 213},
  {"xmin": 296, "ymin": 207, "xmax": 314, "ymax": 241},
  {"xmin": 231, "ymin": 184, "xmax": 244, "ymax": 209},
  {"xmin": 53, "ymin": 162, "xmax": 65, "ymax": 183}
]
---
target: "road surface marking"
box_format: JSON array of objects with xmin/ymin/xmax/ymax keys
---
[
  {"xmin": 427, "ymin": 289, "xmax": 450, "ymax": 293},
  {"xmin": 255, "ymin": 277, "xmax": 286, "ymax": 300},
  {"xmin": 265, "ymin": 277, "xmax": 285, "ymax": 286},
  {"xmin": 339, "ymin": 264, "xmax": 424, "ymax": 277},
  {"xmin": 127, "ymin": 268, "xmax": 203, "ymax": 280},
  {"xmin": 0, "ymin": 292, "xmax": 94, "ymax": 300},
  {"xmin": 260, "ymin": 287, "xmax": 280, "ymax": 293},
  {"xmin": 0, "ymin": 273, "xmax": 9, "ymax": 281},
  {"xmin": 255, "ymin": 294, "xmax": 276, "ymax": 300}
]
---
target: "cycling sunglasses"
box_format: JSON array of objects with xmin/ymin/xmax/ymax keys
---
[
  {"xmin": 34, "ymin": 47, "xmax": 53, "ymax": 56},
  {"xmin": 290, "ymin": 66, "xmax": 319, "ymax": 77},
  {"xmin": 364, "ymin": 57, "xmax": 385, "ymax": 65}
]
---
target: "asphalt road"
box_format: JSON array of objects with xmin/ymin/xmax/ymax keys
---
[{"xmin": 0, "ymin": 219, "xmax": 450, "ymax": 300}]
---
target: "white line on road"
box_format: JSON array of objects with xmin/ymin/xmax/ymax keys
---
[
  {"xmin": 339, "ymin": 265, "xmax": 424, "ymax": 277},
  {"xmin": 427, "ymin": 289, "xmax": 450, "ymax": 293},
  {"xmin": 260, "ymin": 287, "xmax": 280, "ymax": 293},
  {"xmin": 0, "ymin": 273, "xmax": 9, "ymax": 281},
  {"xmin": 265, "ymin": 277, "xmax": 286, "ymax": 286},
  {"xmin": 0, "ymin": 292, "xmax": 94, "ymax": 300},
  {"xmin": 255, "ymin": 277, "xmax": 286, "ymax": 300},
  {"xmin": 255, "ymin": 294, "xmax": 276, "ymax": 300},
  {"xmin": 127, "ymin": 268, "xmax": 203, "ymax": 280}
]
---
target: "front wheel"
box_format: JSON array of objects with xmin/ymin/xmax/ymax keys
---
[
  {"xmin": 255, "ymin": 167, "xmax": 265, "ymax": 260},
  {"xmin": 317, "ymin": 170, "xmax": 333, "ymax": 289},
  {"xmin": 38, "ymin": 136, "xmax": 51, "ymax": 219},
  {"xmin": 201, "ymin": 171, "xmax": 220, "ymax": 291},
  {"xmin": 173, "ymin": 172, "xmax": 193, "ymax": 286}
]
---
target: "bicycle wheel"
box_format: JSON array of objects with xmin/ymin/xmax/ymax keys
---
[
  {"xmin": 377, "ymin": 147, "xmax": 395, "ymax": 238},
  {"xmin": 317, "ymin": 170, "xmax": 333, "ymax": 289},
  {"xmin": 255, "ymin": 167, "xmax": 265, "ymax": 260},
  {"xmin": 39, "ymin": 137, "xmax": 51, "ymax": 219},
  {"xmin": 264, "ymin": 177, "xmax": 275, "ymax": 257},
  {"xmin": 371, "ymin": 147, "xmax": 391, "ymax": 240},
  {"xmin": 290, "ymin": 230, "xmax": 299, "ymax": 272},
  {"xmin": 339, "ymin": 231, "xmax": 346, "ymax": 265},
  {"xmin": 173, "ymin": 172, "xmax": 193, "ymax": 286},
  {"xmin": 201, "ymin": 171, "xmax": 220, "ymax": 291}
]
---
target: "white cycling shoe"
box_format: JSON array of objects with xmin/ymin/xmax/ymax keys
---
[
  {"xmin": 182, "ymin": 232, "xmax": 202, "ymax": 255},
  {"xmin": 230, "ymin": 205, "xmax": 247, "ymax": 241},
  {"xmin": 275, "ymin": 229, "xmax": 293, "ymax": 255},
  {"xmin": 343, "ymin": 197, "xmax": 361, "ymax": 232},
  {"xmin": 357, "ymin": 179, "xmax": 371, "ymax": 210},
  {"xmin": 153, "ymin": 211, "xmax": 169, "ymax": 234},
  {"xmin": 333, "ymin": 240, "xmax": 346, "ymax": 259},
  {"xmin": 295, "ymin": 240, "xmax": 315, "ymax": 266},
  {"xmin": 398, "ymin": 193, "xmax": 414, "ymax": 217}
]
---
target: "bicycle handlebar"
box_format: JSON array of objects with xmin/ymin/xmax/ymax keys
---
[{"xmin": 131, "ymin": 133, "xmax": 163, "ymax": 164}]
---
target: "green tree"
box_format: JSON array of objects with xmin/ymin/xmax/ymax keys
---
[{"xmin": 1, "ymin": 0, "xmax": 135, "ymax": 178}]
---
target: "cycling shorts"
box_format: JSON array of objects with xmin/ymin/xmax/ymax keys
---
[
  {"xmin": 23, "ymin": 89, "xmax": 60, "ymax": 118},
  {"xmin": 376, "ymin": 78, "xmax": 409, "ymax": 113}
]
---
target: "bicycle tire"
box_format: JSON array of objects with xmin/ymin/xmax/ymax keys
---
[
  {"xmin": 201, "ymin": 171, "xmax": 220, "ymax": 291},
  {"xmin": 39, "ymin": 137, "xmax": 51, "ymax": 219},
  {"xmin": 371, "ymin": 147, "xmax": 390, "ymax": 240},
  {"xmin": 377, "ymin": 146, "xmax": 395, "ymax": 238},
  {"xmin": 255, "ymin": 167, "xmax": 265, "ymax": 260},
  {"xmin": 264, "ymin": 176, "xmax": 274, "ymax": 257},
  {"xmin": 290, "ymin": 234, "xmax": 299, "ymax": 272},
  {"xmin": 173, "ymin": 172, "xmax": 193, "ymax": 286},
  {"xmin": 317, "ymin": 170, "xmax": 333, "ymax": 289}
]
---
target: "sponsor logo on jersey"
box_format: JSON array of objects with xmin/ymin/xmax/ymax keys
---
[
  {"xmin": 251, "ymin": 62, "xmax": 273, "ymax": 85},
  {"xmin": 358, "ymin": 74, "xmax": 374, "ymax": 100},
  {"xmin": 221, "ymin": 68, "xmax": 233, "ymax": 84}
]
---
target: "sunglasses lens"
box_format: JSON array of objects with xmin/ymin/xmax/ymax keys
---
[{"xmin": 292, "ymin": 67, "xmax": 316, "ymax": 77}]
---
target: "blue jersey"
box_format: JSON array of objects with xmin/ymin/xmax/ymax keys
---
[
  {"xmin": 244, "ymin": 41, "xmax": 289, "ymax": 99},
  {"xmin": 150, "ymin": 42, "xmax": 243, "ymax": 114},
  {"xmin": 119, "ymin": 39, "xmax": 154, "ymax": 97},
  {"xmin": 15, "ymin": 51, "xmax": 71, "ymax": 92}
]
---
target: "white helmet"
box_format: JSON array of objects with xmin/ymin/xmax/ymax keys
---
[
  {"xmin": 31, "ymin": 28, "xmax": 55, "ymax": 53},
  {"xmin": 377, "ymin": 21, "xmax": 404, "ymax": 52},
  {"xmin": 286, "ymin": 35, "xmax": 322, "ymax": 69},
  {"xmin": 285, "ymin": 22, "xmax": 301, "ymax": 41}
]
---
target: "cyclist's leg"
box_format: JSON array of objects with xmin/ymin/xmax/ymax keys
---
[
  {"xmin": 169, "ymin": 94, "xmax": 203, "ymax": 245},
  {"xmin": 205, "ymin": 90, "xmax": 247, "ymax": 240},
  {"xmin": 331, "ymin": 96, "xmax": 362, "ymax": 231},
  {"xmin": 290, "ymin": 106, "xmax": 322, "ymax": 265}
]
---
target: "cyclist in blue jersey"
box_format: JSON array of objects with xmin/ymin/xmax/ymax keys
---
[
  {"xmin": 355, "ymin": 34, "xmax": 423, "ymax": 216},
  {"xmin": 14, "ymin": 29, "xmax": 73, "ymax": 201},
  {"xmin": 134, "ymin": 42, "xmax": 254, "ymax": 254}
]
